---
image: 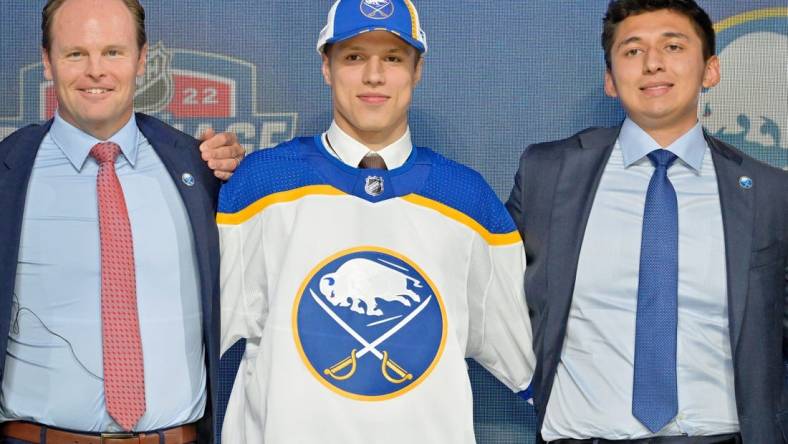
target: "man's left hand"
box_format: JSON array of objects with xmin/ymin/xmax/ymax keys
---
[{"xmin": 199, "ymin": 128, "xmax": 245, "ymax": 181}]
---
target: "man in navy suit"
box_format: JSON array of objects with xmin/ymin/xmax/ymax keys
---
[
  {"xmin": 0, "ymin": 0, "xmax": 243, "ymax": 442},
  {"xmin": 507, "ymin": 0, "xmax": 787, "ymax": 442}
]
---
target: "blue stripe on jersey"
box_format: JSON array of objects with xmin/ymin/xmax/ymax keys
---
[
  {"xmin": 415, "ymin": 149, "xmax": 517, "ymax": 235},
  {"xmin": 217, "ymin": 138, "xmax": 325, "ymax": 214},
  {"xmin": 219, "ymin": 136, "xmax": 517, "ymax": 236}
]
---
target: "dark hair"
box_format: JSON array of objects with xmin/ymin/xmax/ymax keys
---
[
  {"xmin": 601, "ymin": 0, "xmax": 715, "ymax": 69},
  {"xmin": 42, "ymin": 0, "xmax": 147, "ymax": 51}
]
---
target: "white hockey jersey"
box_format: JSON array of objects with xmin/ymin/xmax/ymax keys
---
[{"xmin": 217, "ymin": 136, "xmax": 535, "ymax": 443}]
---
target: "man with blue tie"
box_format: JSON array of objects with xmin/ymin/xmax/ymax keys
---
[
  {"xmin": 0, "ymin": 0, "xmax": 243, "ymax": 442},
  {"xmin": 507, "ymin": 0, "xmax": 787, "ymax": 442}
]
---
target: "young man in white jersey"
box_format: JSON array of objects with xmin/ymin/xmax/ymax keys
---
[{"xmin": 217, "ymin": 1, "xmax": 536, "ymax": 442}]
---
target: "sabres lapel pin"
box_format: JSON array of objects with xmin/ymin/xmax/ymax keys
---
[
  {"xmin": 738, "ymin": 176, "xmax": 753, "ymax": 190},
  {"xmin": 182, "ymin": 173, "xmax": 195, "ymax": 187}
]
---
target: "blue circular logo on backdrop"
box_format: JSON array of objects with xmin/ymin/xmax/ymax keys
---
[
  {"xmin": 700, "ymin": 9, "xmax": 787, "ymax": 168},
  {"xmin": 293, "ymin": 247, "xmax": 446, "ymax": 401},
  {"xmin": 360, "ymin": 0, "xmax": 395, "ymax": 20}
]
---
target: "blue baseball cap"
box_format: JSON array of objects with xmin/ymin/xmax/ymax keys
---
[{"xmin": 317, "ymin": 0, "xmax": 428, "ymax": 55}]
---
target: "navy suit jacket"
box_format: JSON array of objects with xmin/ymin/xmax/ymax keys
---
[
  {"xmin": 506, "ymin": 126, "xmax": 788, "ymax": 443},
  {"xmin": 0, "ymin": 113, "xmax": 221, "ymax": 443}
]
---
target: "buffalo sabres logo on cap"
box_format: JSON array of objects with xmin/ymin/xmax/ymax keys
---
[
  {"xmin": 360, "ymin": 0, "xmax": 394, "ymax": 20},
  {"xmin": 364, "ymin": 175, "xmax": 384, "ymax": 196},
  {"xmin": 293, "ymin": 247, "xmax": 446, "ymax": 400}
]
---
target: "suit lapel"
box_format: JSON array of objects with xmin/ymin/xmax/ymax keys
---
[
  {"xmin": 0, "ymin": 121, "xmax": 52, "ymax": 376},
  {"xmin": 136, "ymin": 115, "xmax": 191, "ymax": 188},
  {"xmin": 0, "ymin": 121, "xmax": 52, "ymax": 280},
  {"xmin": 541, "ymin": 127, "xmax": 619, "ymax": 394},
  {"xmin": 1, "ymin": 122, "xmax": 52, "ymax": 170},
  {"xmin": 131, "ymin": 116, "xmax": 221, "ymax": 434},
  {"xmin": 136, "ymin": 114, "xmax": 215, "ymax": 352},
  {"xmin": 706, "ymin": 135, "xmax": 752, "ymax": 353}
]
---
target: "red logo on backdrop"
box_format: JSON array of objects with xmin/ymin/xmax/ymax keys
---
[
  {"xmin": 20, "ymin": 41, "xmax": 297, "ymax": 150},
  {"xmin": 43, "ymin": 43, "xmax": 235, "ymax": 119}
]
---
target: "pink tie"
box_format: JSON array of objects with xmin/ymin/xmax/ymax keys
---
[{"xmin": 90, "ymin": 142, "xmax": 146, "ymax": 431}]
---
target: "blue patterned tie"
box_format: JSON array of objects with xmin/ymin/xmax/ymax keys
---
[{"xmin": 632, "ymin": 149, "xmax": 679, "ymax": 432}]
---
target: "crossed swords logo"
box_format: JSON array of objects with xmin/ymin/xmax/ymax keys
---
[
  {"xmin": 309, "ymin": 289, "xmax": 432, "ymax": 384},
  {"xmin": 360, "ymin": 0, "xmax": 394, "ymax": 20}
]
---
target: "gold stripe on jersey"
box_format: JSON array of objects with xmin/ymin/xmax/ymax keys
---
[
  {"xmin": 401, "ymin": 194, "xmax": 522, "ymax": 246},
  {"xmin": 217, "ymin": 185, "xmax": 522, "ymax": 247},
  {"xmin": 216, "ymin": 185, "xmax": 345, "ymax": 225}
]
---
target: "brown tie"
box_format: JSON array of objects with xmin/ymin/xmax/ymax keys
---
[{"xmin": 358, "ymin": 152, "xmax": 387, "ymax": 170}]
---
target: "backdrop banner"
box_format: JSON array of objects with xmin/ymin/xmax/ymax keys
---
[{"xmin": 2, "ymin": 1, "xmax": 784, "ymax": 442}]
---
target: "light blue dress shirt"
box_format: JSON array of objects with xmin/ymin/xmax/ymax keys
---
[
  {"xmin": 2, "ymin": 113, "xmax": 206, "ymax": 432},
  {"xmin": 542, "ymin": 119, "xmax": 739, "ymax": 440}
]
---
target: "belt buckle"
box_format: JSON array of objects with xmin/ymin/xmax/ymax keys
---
[{"xmin": 100, "ymin": 432, "xmax": 137, "ymax": 442}]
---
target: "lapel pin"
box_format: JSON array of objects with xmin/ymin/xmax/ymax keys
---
[
  {"xmin": 182, "ymin": 173, "xmax": 195, "ymax": 187},
  {"xmin": 738, "ymin": 176, "xmax": 753, "ymax": 190}
]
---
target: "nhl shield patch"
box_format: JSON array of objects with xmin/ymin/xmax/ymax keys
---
[
  {"xmin": 293, "ymin": 247, "xmax": 447, "ymax": 400},
  {"xmin": 364, "ymin": 176, "xmax": 384, "ymax": 196}
]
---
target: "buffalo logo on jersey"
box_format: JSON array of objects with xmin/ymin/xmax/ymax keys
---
[
  {"xmin": 293, "ymin": 248, "xmax": 446, "ymax": 400},
  {"xmin": 361, "ymin": 0, "xmax": 394, "ymax": 20}
]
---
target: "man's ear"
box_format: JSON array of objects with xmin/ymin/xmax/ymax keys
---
[
  {"xmin": 413, "ymin": 55, "xmax": 424, "ymax": 86},
  {"xmin": 42, "ymin": 48, "xmax": 53, "ymax": 81},
  {"xmin": 136, "ymin": 43, "xmax": 149, "ymax": 77},
  {"xmin": 604, "ymin": 68, "xmax": 618, "ymax": 98},
  {"xmin": 702, "ymin": 55, "xmax": 720, "ymax": 89},
  {"xmin": 321, "ymin": 52, "xmax": 332, "ymax": 86}
]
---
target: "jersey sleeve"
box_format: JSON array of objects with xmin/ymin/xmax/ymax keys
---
[
  {"xmin": 218, "ymin": 219, "xmax": 268, "ymax": 356},
  {"xmin": 465, "ymin": 208, "xmax": 535, "ymax": 395},
  {"xmin": 217, "ymin": 163, "xmax": 270, "ymax": 357}
]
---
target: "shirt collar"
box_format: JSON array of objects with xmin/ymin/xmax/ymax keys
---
[
  {"xmin": 50, "ymin": 112, "xmax": 140, "ymax": 172},
  {"xmin": 322, "ymin": 120, "xmax": 413, "ymax": 169},
  {"xmin": 618, "ymin": 117, "xmax": 707, "ymax": 172}
]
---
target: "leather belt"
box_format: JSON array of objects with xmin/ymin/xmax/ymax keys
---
[
  {"xmin": 549, "ymin": 432, "xmax": 741, "ymax": 444},
  {"xmin": 1, "ymin": 421, "xmax": 197, "ymax": 444}
]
